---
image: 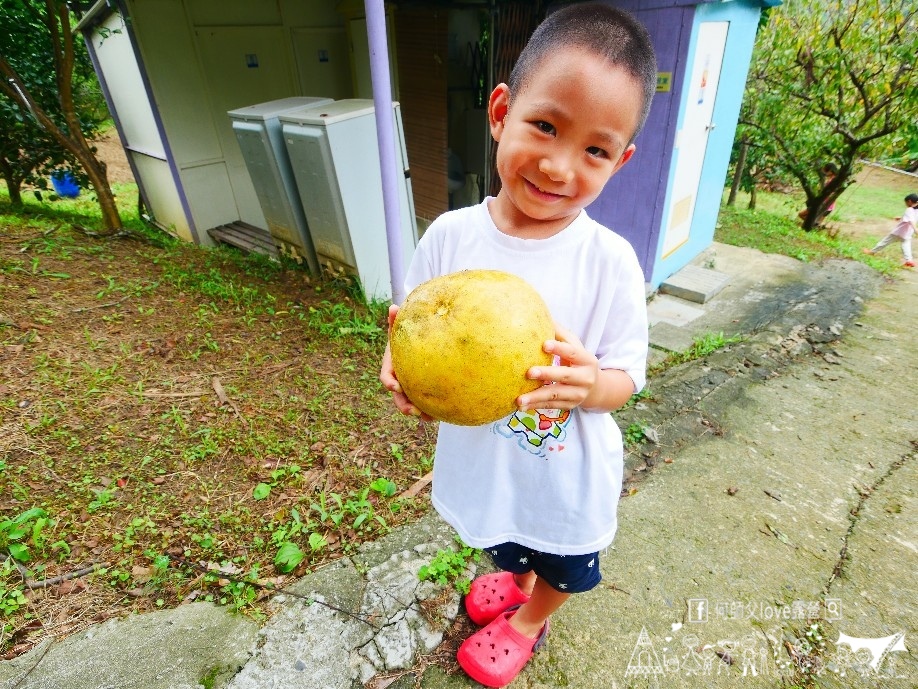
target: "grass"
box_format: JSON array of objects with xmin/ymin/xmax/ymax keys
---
[
  {"xmin": 829, "ymin": 166, "xmax": 915, "ymax": 225},
  {"xmin": 649, "ymin": 331, "xmax": 744, "ymax": 376},
  {"xmin": 716, "ymin": 190, "xmax": 902, "ymax": 275}
]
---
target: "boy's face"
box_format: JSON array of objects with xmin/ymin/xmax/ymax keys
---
[{"xmin": 488, "ymin": 48, "xmax": 643, "ymax": 235}]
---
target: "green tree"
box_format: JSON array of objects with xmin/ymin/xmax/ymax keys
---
[
  {"xmin": 0, "ymin": 0, "xmax": 119, "ymax": 231},
  {"xmin": 0, "ymin": 98, "xmax": 65, "ymax": 205},
  {"xmin": 739, "ymin": 0, "xmax": 918, "ymax": 230}
]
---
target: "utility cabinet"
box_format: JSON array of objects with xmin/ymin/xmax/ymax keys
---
[
  {"xmin": 280, "ymin": 99, "xmax": 417, "ymax": 301},
  {"xmin": 228, "ymin": 96, "xmax": 333, "ymax": 272}
]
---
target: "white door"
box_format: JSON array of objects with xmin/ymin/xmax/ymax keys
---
[
  {"xmin": 195, "ymin": 26, "xmax": 296, "ymax": 228},
  {"xmin": 661, "ymin": 21, "xmax": 729, "ymax": 257},
  {"xmin": 292, "ymin": 27, "xmax": 352, "ymax": 100}
]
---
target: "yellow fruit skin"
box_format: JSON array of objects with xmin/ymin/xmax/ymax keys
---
[{"xmin": 390, "ymin": 270, "xmax": 554, "ymax": 426}]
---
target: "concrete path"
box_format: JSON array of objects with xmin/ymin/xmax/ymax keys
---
[{"xmin": 1, "ymin": 244, "xmax": 915, "ymax": 689}]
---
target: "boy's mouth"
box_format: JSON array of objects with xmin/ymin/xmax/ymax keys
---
[{"xmin": 525, "ymin": 178, "xmax": 564, "ymax": 200}]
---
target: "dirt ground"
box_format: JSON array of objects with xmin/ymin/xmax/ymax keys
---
[
  {"xmin": 93, "ymin": 130, "xmax": 135, "ymax": 185},
  {"xmin": 0, "ymin": 186, "xmax": 433, "ymax": 659}
]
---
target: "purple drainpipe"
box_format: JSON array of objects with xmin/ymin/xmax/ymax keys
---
[{"xmin": 365, "ymin": 0, "xmax": 406, "ymax": 305}]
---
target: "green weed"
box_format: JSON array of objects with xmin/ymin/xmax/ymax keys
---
[
  {"xmin": 418, "ymin": 536, "xmax": 481, "ymax": 594},
  {"xmin": 0, "ymin": 507, "xmax": 49, "ymax": 562},
  {"xmin": 623, "ymin": 422, "xmax": 649, "ymax": 447},
  {"xmin": 650, "ymin": 332, "xmax": 744, "ymax": 375},
  {"xmin": 622, "ymin": 388, "xmax": 653, "ymax": 409},
  {"xmin": 307, "ymin": 300, "xmax": 383, "ymax": 341}
]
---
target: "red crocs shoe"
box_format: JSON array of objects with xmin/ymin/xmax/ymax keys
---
[
  {"xmin": 457, "ymin": 608, "xmax": 549, "ymax": 688},
  {"xmin": 904, "ymin": 260, "xmax": 916, "ymax": 268},
  {"xmin": 464, "ymin": 572, "xmax": 531, "ymax": 626}
]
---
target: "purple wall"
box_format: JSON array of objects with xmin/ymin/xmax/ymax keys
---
[{"xmin": 586, "ymin": 1, "xmax": 695, "ymax": 281}]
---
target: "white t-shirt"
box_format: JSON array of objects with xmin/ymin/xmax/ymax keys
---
[
  {"xmin": 891, "ymin": 206, "xmax": 917, "ymax": 239},
  {"xmin": 403, "ymin": 199, "xmax": 648, "ymax": 555}
]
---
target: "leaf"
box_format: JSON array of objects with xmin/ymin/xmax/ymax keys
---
[
  {"xmin": 274, "ymin": 542, "xmax": 304, "ymax": 573},
  {"xmin": 369, "ymin": 478, "xmax": 396, "ymax": 497},
  {"xmin": 13, "ymin": 507, "xmax": 47, "ymax": 525},
  {"xmin": 307, "ymin": 532, "xmax": 326, "ymax": 551},
  {"xmin": 8, "ymin": 543, "xmax": 30, "ymax": 562},
  {"xmin": 765, "ymin": 522, "xmax": 792, "ymax": 546},
  {"xmin": 252, "ymin": 483, "xmax": 271, "ymax": 501}
]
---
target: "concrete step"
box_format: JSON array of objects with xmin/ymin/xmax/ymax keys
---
[{"xmin": 660, "ymin": 264, "xmax": 730, "ymax": 304}]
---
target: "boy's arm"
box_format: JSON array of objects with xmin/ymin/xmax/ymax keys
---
[{"xmin": 517, "ymin": 324, "xmax": 637, "ymax": 414}]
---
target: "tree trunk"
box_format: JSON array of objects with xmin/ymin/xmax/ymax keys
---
[
  {"xmin": 800, "ymin": 201, "xmax": 816, "ymax": 231},
  {"xmin": 4, "ymin": 179, "xmax": 23, "ymax": 205},
  {"xmin": 0, "ymin": 160, "xmax": 23, "ymax": 205},
  {"xmin": 727, "ymin": 140, "xmax": 748, "ymax": 207},
  {"xmin": 748, "ymin": 184, "xmax": 757, "ymax": 210}
]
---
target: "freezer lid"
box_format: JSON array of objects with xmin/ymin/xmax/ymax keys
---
[
  {"xmin": 228, "ymin": 96, "xmax": 333, "ymax": 122},
  {"xmin": 278, "ymin": 98, "xmax": 390, "ymax": 125}
]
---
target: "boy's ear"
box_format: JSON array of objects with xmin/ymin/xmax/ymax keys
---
[
  {"xmin": 611, "ymin": 144, "xmax": 637, "ymax": 175},
  {"xmin": 488, "ymin": 83, "xmax": 510, "ymax": 141}
]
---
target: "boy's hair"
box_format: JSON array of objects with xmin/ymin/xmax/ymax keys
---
[
  {"xmin": 508, "ymin": 3, "xmax": 658, "ymax": 139},
  {"xmin": 905, "ymin": 193, "xmax": 918, "ymax": 204}
]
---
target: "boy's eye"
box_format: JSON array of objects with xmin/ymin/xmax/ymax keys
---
[
  {"xmin": 586, "ymin": 146, "xmax": 607, "ymax": 158},
  {"xmin": 534, "ymin": 121, "xmax": 555, "ymax": 135}
]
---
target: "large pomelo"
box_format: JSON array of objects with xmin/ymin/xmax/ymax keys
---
[{"xmin": 390, "ymin": 269, "xmax": 554, "ymax": 426}]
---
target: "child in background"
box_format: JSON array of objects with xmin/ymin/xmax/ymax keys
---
[
  {"xmin": 380, "ymin": 4, "xmax": 656, "ymax": 687},
  {"xmin": 862, "ymin": 193, "xmax": 918, "ymax": 267}
]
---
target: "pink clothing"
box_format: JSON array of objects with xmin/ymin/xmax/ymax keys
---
[{"xmin": 891, "ymin": 206, "xmax": 917, "ymax": 239}]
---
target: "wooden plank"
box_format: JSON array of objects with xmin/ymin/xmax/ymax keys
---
[{"xmin": 208, "ymin": 223, "xmax": 278, "ymax": 258}]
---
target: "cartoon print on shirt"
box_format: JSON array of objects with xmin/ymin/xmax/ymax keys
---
[{"xmin": 494, "ymin": 408, "xmax": 572, "ymax": 458}]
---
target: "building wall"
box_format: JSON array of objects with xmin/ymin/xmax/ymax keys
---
[
  {"xmin": 87, "ymin": 8, "xmax": 195, "ymax": 242},
  {"xmin": 581, "ymin": 0, "xmax": 763, "ymax": 287},
  {"xmin": 587, "ymin": 1, "xmax": 695, "ymax": 281},
  {"xmin": 123, "ymin": 0, "xmax": 354, "ymax": 242},
  {"xmin": 649, "ymin": 0, "xmax": 762, "ymax": 285}
]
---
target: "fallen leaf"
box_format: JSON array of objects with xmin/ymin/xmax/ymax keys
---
[{"xmin": 764, "ymin": 522, "xmax": 791, "ymax": 546}]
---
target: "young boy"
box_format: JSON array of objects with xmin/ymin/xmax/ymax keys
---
[
  {"xmin": 380, "ymin": 4, "xmax": 656, "ymax": 686},
  {"xmin": 862, "ymin": 193, "xmax": 918, "ymax": 268}
]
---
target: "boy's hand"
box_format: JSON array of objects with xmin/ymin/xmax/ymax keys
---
[
  {"xmin": 517, "ymin": 324, "xmax": 634, "ymax": 413},
  {"xmin": 517, "ymin": 325, "xmax": 599, "ymax": 410},
  {"xmin": 379, "ymin": 304, "xmax": 433, "ymax": 421}
]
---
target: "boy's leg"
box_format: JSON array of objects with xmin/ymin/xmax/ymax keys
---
[
  {"xmin": 508, "ymin": 577, "xmax": 570, "ymax": 638},
  {"xmin": 465, "ymin": 544, "xmax": 535, "ymax": 625},
  {"xmin": 458, "ymin": 549, "xmax": 600, "ymax": 685},
  {"xmin": 901, "ymin": 236, "xmax": 913, "ymax": 262},
  {"xmin": 515, "ymin": 569, "xmax": 537, "ymax": 595}
]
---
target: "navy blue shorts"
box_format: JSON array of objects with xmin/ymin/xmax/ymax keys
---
[{"xmin": 485, "ymin": 542, "xmax": 602, "ymax": 593}]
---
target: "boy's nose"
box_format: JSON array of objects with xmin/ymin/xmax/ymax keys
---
[{"xmin": 538, "ymin": 157, "xmax": 574, "ymax": 184}]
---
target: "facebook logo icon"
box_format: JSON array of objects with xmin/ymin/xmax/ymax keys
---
[{"xmin": 688, "ymin": 598, "xmax": 708, "ymax": 623}]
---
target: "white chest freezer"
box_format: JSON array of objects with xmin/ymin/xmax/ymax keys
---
[
  {"xmin": 228, "ymin": 96, "xmax": 333, "ymax": 273},
  {"xmin": 279, "ymin": 99, "xmax": 418, "ymax": 302}
]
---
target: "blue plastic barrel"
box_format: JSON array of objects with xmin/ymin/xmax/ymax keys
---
[{"xmin": 50, "ymin": 171, "xmax": 80, "ymax": 198}]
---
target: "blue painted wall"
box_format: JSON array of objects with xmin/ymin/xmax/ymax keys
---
[
  {"xmin": 588, "ymin": 2, "xmax": 694, "ymax": 276},
  {"xmin": 648, "ymin": 0, "xmax": 762, "ymax": 286},
  {"xmin": 577, "ymin": 0, "xmax": 764, "ymax": 288}
]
